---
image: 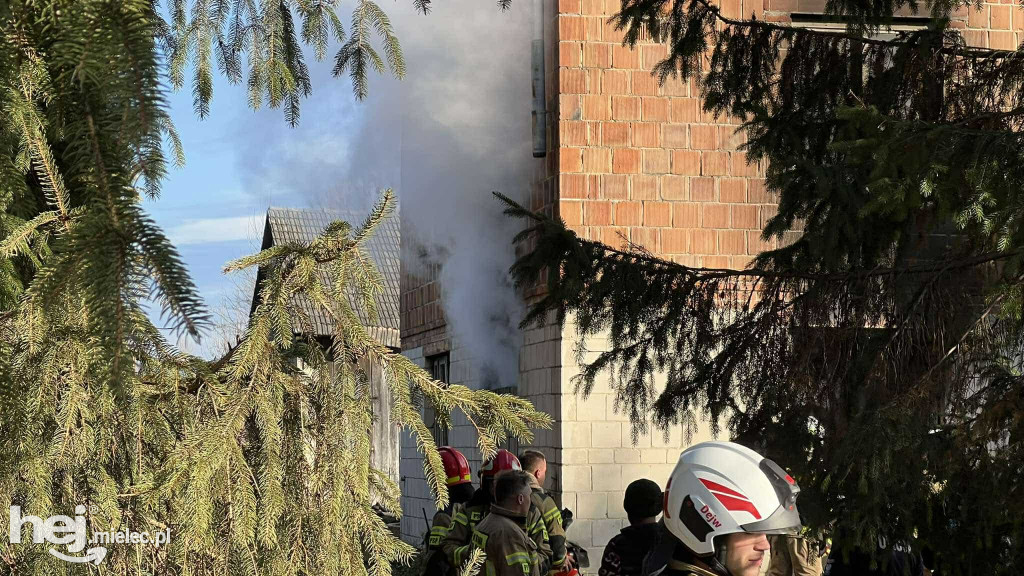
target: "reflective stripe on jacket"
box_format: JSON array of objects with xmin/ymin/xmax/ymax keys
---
[
  {"xmin": 444, "ymin": 499, "xmax": 551, "ymax": 572},
  {"xmin": 470, "ymin": 504, "xmax": 542, "ymax": 576},
  {"xmin": 428, "ymin": 507, "xmax": 458, "ymax": 549},
  {"xmin": 527, "ymin": 475, "xmax": 566, "ymax": 574}
]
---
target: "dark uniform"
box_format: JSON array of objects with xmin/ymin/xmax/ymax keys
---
[
  {"xmin": 599, "ymin": 523, "xmax": 661, "ymax": 576},
  {"xmin": 527, "ymin": 474, "xmax": 567, "ymax": 575},
  {"xmin": 421, "ymin": 503, "xmax": 463, "ymax": 576},
  {"xmin": 444, "ymin": 488, "xmax": 551, "ymax": 573}
]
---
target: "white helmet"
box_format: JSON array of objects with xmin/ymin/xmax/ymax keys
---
[{"xmin": 663, "ymin": 441, "xmax": 802, "ymax": 557}]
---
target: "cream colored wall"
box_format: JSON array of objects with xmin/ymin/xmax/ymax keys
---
[
  {"xmin": 397, "ymin": 314, "xmax": 564, "ymax": 545},
  {"xmin": 557, "ymin": 329, "xmax": 720, "ymax": 570}
]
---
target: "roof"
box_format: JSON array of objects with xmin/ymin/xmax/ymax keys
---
[{"xmin": 255, "ymin": 206, "xmax": 400, "ymax": 349}]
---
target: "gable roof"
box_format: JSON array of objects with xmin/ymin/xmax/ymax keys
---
[{"xmin": 254, "ymin": 206, "xmax": 400, "ymax": 349}]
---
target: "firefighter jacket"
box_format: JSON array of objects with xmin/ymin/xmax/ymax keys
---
[
  {"xmin": 648, "ymin": 559, "xmax": 723, "ymax": 576},
  {"xmin": 527, "ymin": 475, "xmax": 567, "ymax": 575},
  {"xmin": 443, "ymin": 489, "xmax": 551, "ymax": 572},
  {"xmin": 428, "ymin": 505, "xmax": 462, "ymax": 549},
  {"xmin": 421, "ymin": 504, "xmax": 464, "ymax": 576},
  {"xmin": 470, "ymin": 504, "xmax": 542, "ymax": 576}
]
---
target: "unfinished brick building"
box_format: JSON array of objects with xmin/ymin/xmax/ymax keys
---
[{"xmin": 398, "ymin": 0, "xmax": 1020, "ymax": 565}]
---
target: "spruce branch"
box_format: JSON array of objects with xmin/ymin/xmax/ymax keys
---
[
  {"xmin": 144, "ymin": 190, "xmax": 550, "ymax": 576},
  {"xmin": 459, "ymin": 548, "xmax": 486, "ymax": 576}
]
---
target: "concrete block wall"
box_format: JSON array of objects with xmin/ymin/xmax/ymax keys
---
[
  {"xmin": 399, "ymin": 338, "xmax": 486, "ymax": 543},
  {"xmin": 398, "ymin": 314, "xmax": 564, "ymax": 545},
  {"xmin": 557, "ymin": 331, "xmax": 719, "ymax": 566},
  {"xmin": 398, "ymin": 345, "xmax": 432, "ymax": 543}
]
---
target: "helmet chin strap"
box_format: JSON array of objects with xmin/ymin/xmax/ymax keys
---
[
  {"xmin": 709, "ymin": 538, "xmax": 733, "ymax": 576},
  {"xmin": 667, "ymin": 539, "xmax": 731, "ymax": 576}
]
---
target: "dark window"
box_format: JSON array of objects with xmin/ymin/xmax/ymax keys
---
[{"xmin": 425, "ymin": 353, "xmax": 450, "ymax": 447}]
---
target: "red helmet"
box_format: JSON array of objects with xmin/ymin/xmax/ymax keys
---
[
  {"xmin": 439, "ymin": 447, "xmax": 472, "ymax": 487},
  {"xmin": 479, "ymin": 449, "xmax": 521, "ymax": 478}
]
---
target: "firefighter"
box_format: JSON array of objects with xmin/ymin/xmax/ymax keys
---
[
  {"xmin": 443, "ymin": 450, "xmax": 551, "ymax": 572},
  {"xmin": 469, "ymin": 470, "xmax": 543, "ymax": 576},
  {"xmin": 599, "ymin": 478, "xmax": 664, "ymax": 576},
  {"xmin": 421, "ymin": 447, "xmax": 476, "ymax": 576},
  {"xmin": 519, "ymin": 449, "xmax": 569, "ymax": 575},
  {"xmin": 644, "ymin": 441, "xmax": 803, "ymax": 576}
]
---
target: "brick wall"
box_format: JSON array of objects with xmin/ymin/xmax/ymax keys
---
[
  {"xmin": 555, "ymin": 2, "xmax": 767, "ymax": 562},
  {"xmin": 957, "ymin": 0, "xmax": 1024, "ymax": 48},
  {"xmin": 551, "ymin": 0, "xmax": 1016, "ymax": 571},
  {"xmin": 556, "ymin": 0, "xmax": 774, "ymax": 271},
  {"xmin": 554, "ymin": 0, "xmax": 1011, "ymax": 266},
  {"xmin": 400, "ymin": 256, "xmax": 448, "ymax": 356}
]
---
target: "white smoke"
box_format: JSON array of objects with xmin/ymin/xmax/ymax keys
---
[
  {"xmin": 233, "ymin": 1, "xmax": 536, "ymax": 389},
  {"xmin": 393, "ymin": 1, "xmax": 534, "ymax": 389}
]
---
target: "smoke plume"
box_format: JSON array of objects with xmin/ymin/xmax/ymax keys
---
[
  {"xmin": 393, "ymin": 1, "xmax": 534, "ymax": 389},
  {"xmin": 233, "ymin": 1, "xmax": 536, "ymax": 389}
]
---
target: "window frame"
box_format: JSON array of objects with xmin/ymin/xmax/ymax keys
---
[{"xmin": 424, "ymin": 353, "xmax": 450, "ymax": 447}]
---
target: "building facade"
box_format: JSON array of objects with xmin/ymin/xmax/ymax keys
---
[
  {"xmin": 398, "ymin": 0, "xmax": 1018, "ymax": 565},
  {"xmin": 255, "ymin": 208, "xmax": 402, "ymax": 486}
]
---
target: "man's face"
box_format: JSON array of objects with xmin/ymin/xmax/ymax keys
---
[
  {"xmin": 534, "ymin": 460, "xmax": 547, "ymax": 486},
  {"xmin": 723, "ymin": 532, "xmax": 770, "ymax": 576}
]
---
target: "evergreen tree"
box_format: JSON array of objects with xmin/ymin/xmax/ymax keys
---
[
  {"xmin": 506, "ymin": 0, "xmax": 1024, "ymax": 573},
  {"xmin": 0, "ymin": 1, "xmax": 545, "ymax": 575}
]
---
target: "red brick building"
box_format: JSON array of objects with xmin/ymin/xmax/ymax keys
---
[{"xmin": 398, "ymin": 0, "xmax": 1020, "ymax": 564}]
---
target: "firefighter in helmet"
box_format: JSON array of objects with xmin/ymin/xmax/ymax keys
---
[
  {"xmin": 645, "ymin": 441, "xmax": 803, "ymax": 576},
  {"xmin": 443, "ymin": 449, "xmax": 552, "ymax": 573},
  {"xmin": 421, "ymin": 447, "xmax": 476, "ymax": 576}
]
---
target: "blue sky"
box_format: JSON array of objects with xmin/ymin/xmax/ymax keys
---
[
  {"xmin": 143, "ymin": 0, "xmax": 532, "ymax": 365},
  {"xmin": 144, "ymin": 52, "xmax": 397, "ymax": 357}
]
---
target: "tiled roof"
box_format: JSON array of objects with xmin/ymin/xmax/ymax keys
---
[{"xmin": 257, "ymin": 206, "xmax": 400, "ymax": 349}]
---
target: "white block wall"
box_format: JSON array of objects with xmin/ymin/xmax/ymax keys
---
[
  {"xmin": 399, "ymin": 341, "xmax": 485, "ymax": 543},
  {"xmin": 399, "ymin": 316, "xmax": 564, "ymax": 544},
  {"xmin": 399, "ymin": 317, "xmax": 747, "ymax": 574},
  {"xmin": 558, "ymin": 332, "xmax": 719, "ymax": 571},
  {"xmin": 398, "ymin": 345, "xmax": 432, "ymax": 543}
]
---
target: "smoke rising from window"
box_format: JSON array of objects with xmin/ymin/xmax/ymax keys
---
[
  {"xmin": 234, "ymin": 1, "xmax": 535, "ymax": 390},
  {"xmin": 394, "ymin": 1, "xmax": 534, "ymax": 390}
]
